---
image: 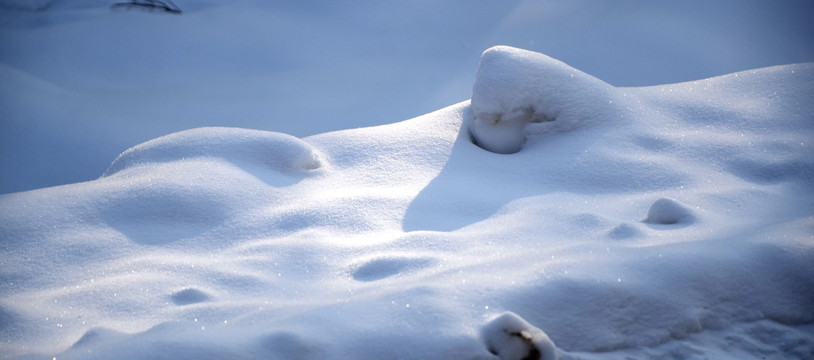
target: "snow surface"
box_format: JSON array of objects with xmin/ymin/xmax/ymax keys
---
[
  {"xmin": 2, "ymin": 45, "xmax": 813, "ymax": 359},
  {"xmin": 2, "ymin": 1, "xmax": 814, "ymax": 193}
]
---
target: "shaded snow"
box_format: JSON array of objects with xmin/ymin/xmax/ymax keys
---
[{"xmin": 1, "ymin": 47, "xmax": 814, "ymax": 359}]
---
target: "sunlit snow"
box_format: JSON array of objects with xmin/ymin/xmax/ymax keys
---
[{"xmin": 1, "ymin": 2, "xmax": 814, "ymax": 360}]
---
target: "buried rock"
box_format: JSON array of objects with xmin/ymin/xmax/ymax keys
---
[{"xmin": 482, "ymin": 312, "xmax": 558, "ymax": 360}]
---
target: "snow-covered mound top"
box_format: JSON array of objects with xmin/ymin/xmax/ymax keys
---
[
  {"xmin": 470, "ymin": 46, "xmax": 618, "ymax": 154},
  {"xmin": 1, "ymin": 46, "xmax": 813, "ymax": 359},
  {"xmin": 103, "ymin": 127, "xmax": 322, "ymax": 177}
]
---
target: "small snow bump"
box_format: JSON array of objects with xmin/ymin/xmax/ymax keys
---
[
  {"xmin": 481, "ymin": 312, "xmax": 558, "ymax": 360},
  {"xmin": 643, "ymin": 198, "xmax": 695, "ymax": 225}
]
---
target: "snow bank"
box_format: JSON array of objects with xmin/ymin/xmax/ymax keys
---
[{"xmin": 1, "ymin": 46, "xmax": 813, "ymax": 359}]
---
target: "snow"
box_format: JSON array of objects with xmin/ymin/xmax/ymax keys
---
[
  {"xmin": 470, "ymin": 46, "xmax": 616, "ymax": 153},
  {"xmin": 482, "ymin": 312, "xmax": 557, "ymax": 360},
  {"xmin": 2, "ymin": 2, "xmax": 814, "ymax": 359},
  {"xmin": 2, "ymin": 1, "xmax": 814, "ymax": 193},
  {"xmin": 2, "ymin": 41, "xmax": 814, "ymax": 358},
  {"xmin": 643, "ymin": 198, "xmax": 694, "ymax": 225}
]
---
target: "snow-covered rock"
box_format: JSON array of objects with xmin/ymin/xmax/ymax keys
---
[
  {"xmin": 469, "ymin": 46, "xmax": 618, "ymax": 154},
  {"xmin": 482, "ymin": 312, "xmax": 558, "ymax": 360}
]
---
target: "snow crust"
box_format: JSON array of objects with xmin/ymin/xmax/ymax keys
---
[{"xmin": 2, "ymin": 47, "xmax": 814, "ymax": 359}]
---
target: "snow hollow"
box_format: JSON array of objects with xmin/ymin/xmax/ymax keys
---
[{"xmin": 1, "ymin": 45, "xmax": 814, "ymax": 359}]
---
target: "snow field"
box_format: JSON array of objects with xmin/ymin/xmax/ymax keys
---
[{"xmin": 1, "ymin": 46, "xmax": 813, "ymax": 359}]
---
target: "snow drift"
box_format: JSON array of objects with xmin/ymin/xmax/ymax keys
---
[{"xmin": 1, "ymin": 46, "xmax": 813, "ymax": 359}]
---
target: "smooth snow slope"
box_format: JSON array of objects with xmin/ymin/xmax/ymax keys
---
[{"xmin": 1, "ymin": 46, "xmax": 813, "ymax": 359}]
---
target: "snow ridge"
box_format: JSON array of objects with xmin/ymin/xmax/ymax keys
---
[{"xmin": 103, "ymin": 127, "xmax": 322, "ymax": 177}]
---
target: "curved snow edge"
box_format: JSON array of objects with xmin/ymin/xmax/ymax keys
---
[{"xmin": 102, "ymin": 127, "xmax": 322, "ymax": 177}]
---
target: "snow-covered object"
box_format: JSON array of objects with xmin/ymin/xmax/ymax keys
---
[
  {"xmin": 2, "ymin": 46, "xmax": 814, "ymax": 359},
  {"xmin": 482, "ymin": 312, "xmax": 558, "ymax": 360},
  {"xmin": 469, "ymin": 46, "xmax": 618, "ymax": 153}
]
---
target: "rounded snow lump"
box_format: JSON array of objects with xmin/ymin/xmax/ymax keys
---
[
  {"xmin": 482, "ymin": 312, "xmax": 557, "ymax": 360},
  {"xmin": 469, "ymin": 46, "xmax": 615, "ymax": 154},
  {"xmin": 103, "ymin": 127, "xmax": 321, "ymax": 176},
  {"xmin": 643, "ymin": 198, "xmax": 695, "ymax": 225}
]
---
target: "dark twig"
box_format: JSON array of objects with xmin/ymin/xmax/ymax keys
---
[{"xmin": 112, "ymin": 0, "xmax": 182, "ymax": 14}]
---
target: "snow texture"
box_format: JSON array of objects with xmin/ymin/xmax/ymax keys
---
[{"xmin": 1, "ymin": 45, "xmax": 814, "ymax": 360}]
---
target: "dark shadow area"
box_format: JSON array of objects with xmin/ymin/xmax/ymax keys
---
[
  {"xmin": 351, "ymin": 257, "xmax": 436, "ymax": 282},
  {"xmin": 171, "ymin": 288, "xmax": 211, "ymax": 306}
]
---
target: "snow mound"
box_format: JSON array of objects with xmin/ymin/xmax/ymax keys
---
[
  {"xmin": 482, "ymin": 312, "xmax": 558, "ymax": 360},
  {"xmin": 103, "ymin": 127, "xmax": 322, "ymax": 177},
  {"xmin": 469, "ymin": 46, "xmax": 618, "ymax": 154},
  {"xmin": 643, "ymin": 198, "xmax": 695, "ymax": 225}
]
